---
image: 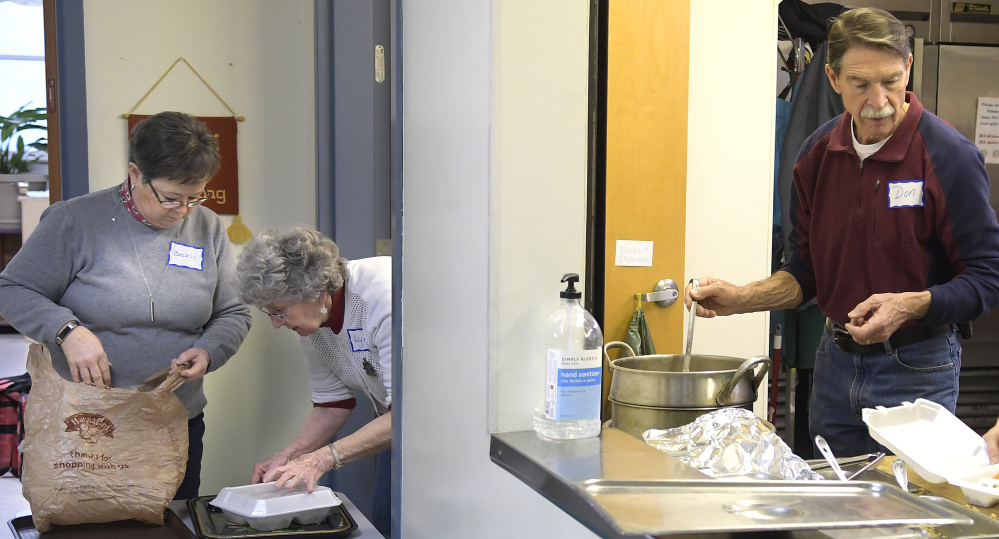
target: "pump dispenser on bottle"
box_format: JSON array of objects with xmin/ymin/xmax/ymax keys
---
[{"xmin": 533, "ymin": 273, "xmax": 604, "ymax": 440}]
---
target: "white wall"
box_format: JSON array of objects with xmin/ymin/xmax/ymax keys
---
[
  {"xmin": 401, "ymin": 0, "xmax": 596, "ymax": 536},
  {"xmin": 82, "ymin": 0, "xmax": 317, "ymax": 494},
  {"xmin": 489, "ymin": 2, "xmax": 591, "ymax": 433},
  {"xmin": 401, "ymin": 1, "xmax": 777, "ymax": 538},
  {"xmin": 685, "ymin": 3, "xmax": 778, "ymax": 417}
]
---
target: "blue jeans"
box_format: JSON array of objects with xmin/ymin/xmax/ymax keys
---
[
  {"xmin": 174, "ymin": 413, "xmax": 205, "ymax": 500},
  {"xmin": 808, "ymin": 326, "xmax": 960, "ymax": 458}
]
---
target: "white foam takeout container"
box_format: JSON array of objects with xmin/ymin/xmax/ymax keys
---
[
  {"xmin": 208, "ymin": 482, "xmax": 342, "ymax": 531},
  {"xmin": 862, "ymin": 398, "xmax": 999, "ymax": 507}
]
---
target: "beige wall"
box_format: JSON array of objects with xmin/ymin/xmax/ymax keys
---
[
  {"xmin": 489, "ymin": 1, "xmax": 591, "ymax": 433},
  {"xmin": 403, "ymin": 0, "xmax": 778, "ymax": 537},
  {"xmin": 82, "ymin": 0, "xmax": 317, "ymax": 494},
  {"xmin": 686, "ymin": 3, "xmax": 778, "ymax": 418}
]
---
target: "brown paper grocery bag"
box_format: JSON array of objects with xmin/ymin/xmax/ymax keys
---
[{"xmin": 21, "ymin": 344, "xmax": 189, "ymax": 531}]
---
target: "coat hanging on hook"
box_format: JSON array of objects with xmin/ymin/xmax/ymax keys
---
[{"xmin": 625, "ymin": 300, "xmax": 656, "ymax": 356}]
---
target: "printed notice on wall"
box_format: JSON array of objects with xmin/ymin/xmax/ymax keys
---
[
  {"xmin": 615, "ymin": 240, "xmax": 653, "ymax": 267},
  {"xmin": 975, "ymin": 97, "xmax": 999, "ymax": 164}
]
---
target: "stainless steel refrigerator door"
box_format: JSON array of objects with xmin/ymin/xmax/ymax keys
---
[
  {"xmin": 936, "ymin": 45, "xmax": 999, "ymax": 227},
  {"xmin": 933, "ymin": 44, "xmax": 999, "ymax": 430}
]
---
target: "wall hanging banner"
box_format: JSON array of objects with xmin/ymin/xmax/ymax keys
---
[
  {"xmin": 127, "ymin": 115, "xmax": 239, "ymax": 215},
  {"xmin": 123, "ymin": 58, "xmax": 244, "ymax": 215}
]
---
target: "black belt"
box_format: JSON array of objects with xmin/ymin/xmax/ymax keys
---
[{"xmin": 825, "ymin": 318, "xmax": 952, "ymax": 354}]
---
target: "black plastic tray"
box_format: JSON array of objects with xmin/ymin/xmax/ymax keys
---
[
  {"xmin": 8, "ymin": 509, "xmax": 196, "ymax": 539},
  {"xmin": 186, "ymin": 495, "xmax": 357, "ymax": 539}
]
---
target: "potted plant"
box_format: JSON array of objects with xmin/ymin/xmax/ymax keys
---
[
  {"xmin": 0, "ymin": 104, "xmax": 48, "ymax": 228},
  {"xmin": 1, "ymin": 104, "xmax": 47, "ymax": 174}
]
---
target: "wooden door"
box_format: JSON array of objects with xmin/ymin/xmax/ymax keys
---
[{"xmin": 602, "ymin": 0, "xmax": 690, "ymax": 410}]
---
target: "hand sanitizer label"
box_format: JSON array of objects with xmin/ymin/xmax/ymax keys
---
[{"xmin": 545, "ymin": 348, "xmax": 602, "ymax": 421}]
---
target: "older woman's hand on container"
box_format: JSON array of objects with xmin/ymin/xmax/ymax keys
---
[
  {"xmin": 264, "ymin": 447, "xmax": 336, "ymax": 493},
  {"xmin": 985, "ymin": 418, "xmax": 999, "ymax": 465},
  {"xmin": 252, "ymin": 451, "xmax": 291, "ymax": 485},
  {"xmin": 60, "ymin": 325, "xmax": 112, "ymax": 388}
]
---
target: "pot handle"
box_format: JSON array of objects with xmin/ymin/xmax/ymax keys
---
[
  {"xmin": 715, "ymin": 355, "xmax": 772, "ymax": 406},
  {"xmin": 603, "ymin": 341, "xmax": 636, "ymax": 366}
]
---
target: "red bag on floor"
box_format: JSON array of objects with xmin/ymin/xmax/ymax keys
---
[
  {"xmin": 21, "ymin": 344, "xmax": 189, "ymax": 532},
  {"xmin": 0, "ymin": 371, "xmax": 30, "ymax": 478}
]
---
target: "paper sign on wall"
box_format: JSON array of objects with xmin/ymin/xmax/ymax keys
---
[
  {"xmin": 615, "ymin": 240, "xmax": 653, "ymax": 267},
  {"xmin": 975, "ymin": 97, "xmax": 999, "ymax": 164}
]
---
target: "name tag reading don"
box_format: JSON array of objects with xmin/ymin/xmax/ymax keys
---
[
  {"xmin": 168, "ymin": 241, "xmax": 205, "ymax": 271},
  {"xmin": 888, "ymin": 180, "xmax": 924, "ymax": 208}
]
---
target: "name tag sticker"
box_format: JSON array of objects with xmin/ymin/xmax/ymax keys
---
[
  {"xmin": 347, "ymin": 328, "xmax": 369, "ymax": 352},
  {"xmin": 168, "ymin": 241, "xmax": 204, "ymax": 270},
  {"xmin": 888, "ymin": 180, "xmax": 924, "ymax": 208}
]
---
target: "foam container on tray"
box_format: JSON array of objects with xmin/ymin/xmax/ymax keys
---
[
  {"xmin": 208, "ymin": 482, "xmax": 342, "ymax": 531},
  {"xmin": 863, "ymin": 398, "xmax": 999, "ymax": 507}
]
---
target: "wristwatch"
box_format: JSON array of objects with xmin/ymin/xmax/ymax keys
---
[{"xmin": 55, "ymin": 320, "xmax": 80, "ymax": 346}]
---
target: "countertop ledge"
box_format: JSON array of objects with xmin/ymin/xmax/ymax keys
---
[{"xmin": 490, "ymin": 427, "xmax": 985, "ymax": 539}]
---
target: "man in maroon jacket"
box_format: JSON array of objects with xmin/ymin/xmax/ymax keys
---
[{"xmin": 686, "ymin": 8, "xmax": 999, "ymax": 457}]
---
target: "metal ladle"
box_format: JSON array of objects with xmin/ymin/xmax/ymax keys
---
[{"xmin": 684, "ymin": 279, "xmax": 698, "ymax": 372}]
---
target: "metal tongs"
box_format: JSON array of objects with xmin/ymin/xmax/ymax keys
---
[{"xmin": 807, "ymin": 450, "xmax": 886, "ymax": 481}]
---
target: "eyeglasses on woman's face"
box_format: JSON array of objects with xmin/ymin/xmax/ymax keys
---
[
  {"xmin": 259, "ymin": 305, "xmax": 291, "ymax": 323},
  {"xmin": 147, "ymin": 180, "xmax": 210, "ymax": 209}
]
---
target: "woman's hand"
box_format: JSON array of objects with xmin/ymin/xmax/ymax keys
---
[
  {"xmin": 985, "ymin": 419, "xmax": 999, "ymax": 465},
  {"xmin": 171, "ymin": 348, "xmax": 211, "ymax": 381},
  {"xmin": 263, "ymin": 447, "xmax": 336, "ymax": 493},
  {"xmin": 252, "ymin": 452, "xmax": 291, "ymax": 484},
  {"xmin": 60, "ymin": 325, "xmax": 112, "ymax": 388}
]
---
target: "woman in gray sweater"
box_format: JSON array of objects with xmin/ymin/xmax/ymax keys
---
[{"xmin": 0, "ymin": 111, "xmax": 251, "ymax": 499}]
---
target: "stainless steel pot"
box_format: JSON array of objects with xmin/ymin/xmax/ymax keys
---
[
  {"xmin": 608, "ymin": 398, "xmax": 753, "ymax": 438},
  {"xmin": 605, "ymin": 341, "xmax": 771, "ymax": 408}
]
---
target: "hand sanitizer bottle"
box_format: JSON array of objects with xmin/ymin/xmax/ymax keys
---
[{"xmin": 534, "ymin": 273, "xmax": 603, "ymax": 440}]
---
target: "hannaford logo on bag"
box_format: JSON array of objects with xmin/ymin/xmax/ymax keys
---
[{"xmin": 64, "ymin": 413, "xmax": 115, "ymax": 445}]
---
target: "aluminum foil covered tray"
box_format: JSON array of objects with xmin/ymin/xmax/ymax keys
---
[
  {"xmin": 208, "ymin": 483, "xmax": 342, "ymax": 532},
  {"xmin": 643, "ymin": 408, "xmax": 823, "ymax": 480}
]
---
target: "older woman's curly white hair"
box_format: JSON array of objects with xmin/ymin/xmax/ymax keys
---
[{"xmin": 236, "ymin": 226, "xmax": 350, "ymax": 307}]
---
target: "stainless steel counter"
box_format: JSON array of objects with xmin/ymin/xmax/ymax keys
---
[{"xmin": 490, "ymin": 427, "xmax": 994, "ymax": 538}]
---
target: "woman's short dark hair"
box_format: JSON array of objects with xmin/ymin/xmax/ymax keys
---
[
  {"xmin": 128, "ymin": 111, "xmax": 221, "ymax": 185},
  {"xmin": 827, "ymin": 8, "xmax": 911, "ymax": 76},
  {"xmin": 236, "ymin": 226, "xmax": 351, "ymax": 307}
]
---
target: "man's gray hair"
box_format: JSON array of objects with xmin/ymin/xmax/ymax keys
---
[
  {"xmin": 827, "ymin": 8, "xmax": 911, "ymax": 75},
  {"xmin": 236, "ymin": 226, "xmax": 350, "ymax": 307}
]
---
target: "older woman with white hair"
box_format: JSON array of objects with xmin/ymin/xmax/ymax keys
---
[{"xmin": 236, "ymin": 225, "xmax": 391, "ymax": 535}]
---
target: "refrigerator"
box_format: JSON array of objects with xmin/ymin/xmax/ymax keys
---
[{"xmin": 915, "ymin": 42, "xmax": 999, "ymax": 433}]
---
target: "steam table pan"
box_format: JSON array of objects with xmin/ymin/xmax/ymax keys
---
[{"xmin": 582, "ymin": 479, "xmax": 973, "ymax": 536}]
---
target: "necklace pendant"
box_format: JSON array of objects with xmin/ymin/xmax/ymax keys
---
[{"xmin": 150, "ymin": 298, "xmax": 155, "ymax": 322}]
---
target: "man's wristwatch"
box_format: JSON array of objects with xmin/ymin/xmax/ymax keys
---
[{"xmin": 55, "ymin": 320, "xmax": 80, "ymax": 346}]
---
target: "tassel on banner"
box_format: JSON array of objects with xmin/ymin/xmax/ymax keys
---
[{"xmin": 227, "ymin": 215, "xmax": 252, "ymax": 244}]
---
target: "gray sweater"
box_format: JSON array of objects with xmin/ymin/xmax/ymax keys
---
[{"xmin": 0, "ymin": 185, "xmax": 252, "ymax": 418}]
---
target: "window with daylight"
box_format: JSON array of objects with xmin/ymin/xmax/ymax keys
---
[{"xmin": 0, "ymin": 0, "xmax": 47, "ymax": 148}]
